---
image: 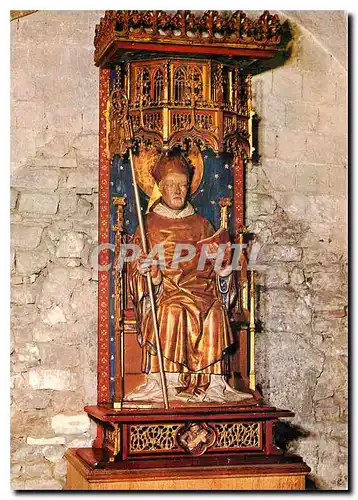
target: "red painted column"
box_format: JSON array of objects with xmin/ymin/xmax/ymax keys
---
[
  {"xmin": 97, "ymin": 68, "xmax": 111, "ymax": 403},
  {"xmin": 233, "ymin": 155, "xmax": 245, "ymax": 236}
]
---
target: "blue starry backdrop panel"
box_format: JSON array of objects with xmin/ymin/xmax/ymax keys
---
[{"xmin": 190, "ymin": 149, "xmax": 234, "ymax": 236}]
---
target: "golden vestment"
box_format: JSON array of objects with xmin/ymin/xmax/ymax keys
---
[{"xmin": 129, "ymin": 203, "xmax": 234, "ymax": 394}]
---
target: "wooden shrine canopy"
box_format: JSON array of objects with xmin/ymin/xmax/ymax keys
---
[{"xmin": 94, "ymin": 10, "xmax": 289, "ymax": 69}]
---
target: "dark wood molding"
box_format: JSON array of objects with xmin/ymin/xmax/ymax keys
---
[{"xmin": 10, "ymin": 11, "xmax": 38, "ymax": 22}]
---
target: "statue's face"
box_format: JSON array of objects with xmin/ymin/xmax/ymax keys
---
[{"xmin": 160, "ymin": 172, "xmax": 189, "ymax": 210}]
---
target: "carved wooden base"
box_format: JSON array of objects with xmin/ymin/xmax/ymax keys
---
[
  {"xmin": 82, "ymin": 402, "xmax": 300, "ymax": 465},
  {"xmin": 65, "ymin": 448, "xmax": 310, "ymax": 490}
]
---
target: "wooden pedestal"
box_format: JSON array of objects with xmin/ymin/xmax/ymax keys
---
[
  {"xmin": 66, "ymin": 402, "xmax": 310, "ymax": 490},
  {"xmin": 83, "ymin": 402, "xmax": 296, "ymax": 463},
  {"xmin": 65, "ymin": 448, "xmax": 309, "ymax": 490}
]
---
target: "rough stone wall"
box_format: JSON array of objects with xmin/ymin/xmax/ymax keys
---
[
  {"xmin": 10, "ymin": 11, "xmax": 347, "ymax": 490},
  {"xmin": 250, "ymin": 11, "xmax": 347, "ymax": 490},
  {"xmin": 10, "ymin": 11, "xmax": 103, "ymax": 489}
]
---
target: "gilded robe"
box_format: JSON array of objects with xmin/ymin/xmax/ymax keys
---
[{"xmin": 128, "ymin": 202, "xmax": 234, "ymax": 380}]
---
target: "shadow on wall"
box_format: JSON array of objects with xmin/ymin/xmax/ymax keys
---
[
  {"xmin": 275, "ymin": 421, "xmax": 319, "ymax": 490},
  {"xmin": 251, "ymin": 20, "xmax": 293, "ymax": 76}
]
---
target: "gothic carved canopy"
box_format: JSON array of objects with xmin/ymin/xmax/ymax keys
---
[{"xmin": 94, "ymin": 11, "xmax": 287, "ymax": 169}]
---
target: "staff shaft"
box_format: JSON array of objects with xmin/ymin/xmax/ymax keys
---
[{"xmin": 128, "ymin": 150, "xmax": 169, "ymax": 409}]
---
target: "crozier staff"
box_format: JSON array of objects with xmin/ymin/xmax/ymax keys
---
[{"xmin": 127, "ymin": 147, "xmax": 169, "ymax": 409}]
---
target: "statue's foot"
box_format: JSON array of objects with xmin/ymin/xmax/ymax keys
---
[
  {"xmin": 125, "ymin": 373, "xmax": 164, "ymax": 402},
  {"xmin": 125, "ymin": 373, "xmax": 189, "ymax": 403},
  {"xmin": 202, "ymin": 376, "xmax": 253, "ymax": 403}
]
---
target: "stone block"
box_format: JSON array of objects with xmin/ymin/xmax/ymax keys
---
[
  {"xmin": 252, "ymin": 72, "xmax": 273, "ymax": 107},
  {"xmin": 66, "ymin": 436, "xmax": 93, "ymax": 448},
  {"xmin": 16, "ymin": 245, "xmax": 49, "ymax": 275},
  {"xmin": 51, "ymin": 390, "xmax": 84, "ymax": 414},
  {"xmin": 13, "ymin": 100, "xmax": 46, "ymax": 130},
  {"xmin": 27, "ymin": 436, "xmax": 66, "ymax": 446},
  {"xmin": 10, "ymin": 478, "xmax": 26, "ymax": 490},
  {"xmin": 77, "ymin": 196, "xmax": 93, "ymax": 216},
  {"xmin": 260, "ymin": 94, "xmax": 286, "ymax": 127},
  {"xmin": 28, "ymin": 369, "xmax": 78, "ymax": 391},
  {"xmin": 302, "ymin": 70, "xmax": 337, "ymax": 105},
  {"xmin": 11, "ymin": 67, "xmax": 36, "ymax": 102},
  {"xmin": 316, "ymin": 439, "xmax": 347, "ymax": 489},
  {"xmin": 23, "ymin": 461, "xmax": 52, "ymax": 478},
  {"xmin": 258, "ymin": 125, "xmax": 278, "ymax": 159},
  {"xmin": 317, "ymin": 104, "xmax": 347, "ymax": 137},
  {"xmin": 261, "ymin": 160, "xmax": 296, "ymax": 192},
  {"xmin": 310, "ymin": 270, "xmax": 346, "ymax": 293},
  {"xmin": 11, "ymin": 130, "xmax": 37, "ymax": 170},
  {"xmin": 12, "ymin": 324, "xmax": 32, "ymax": 345},
  {"xmin": 302, "ymin": 247, "xmax": 341, "ymax": 267},
  {"xmin": 38, "ymin": 344, "xmax": 79, "ymax": 369},
  {"xmin": 35, "ymin": 130, "xmax": 77, "ymax": 158},
  {"xmin": 11, "ymin": 167, "xmax": 59, "ymax": 191},
  {"xmin": 29, "ymin": 156, "xmax": 59, "ymax": 168},
  {"xmin": 329, "ymin": 165, "xmax": 347, "ymax": 197},
  {"xmin": 307, "ymin": 194, "xmax": 344, "ymax": 225},
  {"xmin": 285, "ymin": 101, "xmax": 319, "ymax": 132},
  {"xmin": 262, "ymin": 265, "xmax": 290, "ymax": 287},
  {"xmin": 315, "ymin": 405, "xmax": 340, "ymax": 422},
  {"xmin": 18, "ymin": 193, "xmax": 59, "ymax": 215},
  {"xmin": 246, "ymin": 193, "xmax": 277, "ymax": 219},
  {"xmin": 22, "ymin": 479, "xmax": 63, "ymax": 491},
  {"xmin": 297, "ymin": 31, "xmax": 333, "ymax": 73},
  {"xmin": 305, "ymin": 133, "xmax": 347, "ymax": 165},
  {"xmin": 15, "ymin": 343, "xmax": 40, "ymax": 364},
  {"xmin": 42, "ymin": 101, "xmax": 83, "ymax": 134},
  {"xmin": 263, "ymin": 299, "xmax": 312, "ymax": 334},
  {"xmin": 12, "ymin": 444, "xmax": 46, "ymax": 462},
  {"xmin": 43, "ymin": 445, "xmax": 65, "ymax": 462},
  {"xmin": 11, "ymin": 463, "xmax": 22, "ymax": 475},
  {"xmin": 11, "ymin": 188, "xmax": 18, "ymax": 209},
  {"xmin": 56, "ymin": 231, "xmax": 84, "ymax": 258},
  {"xmin": 70, "ymin": 281, "xmax": 97, "ymax": 316},
  {"xmin": 12, "ymin": 276, "xmax": 23, "ymax": 285},
  {"xmin": 58, "ymin": 192, "xmax": 78, "ymax": 216},
  {"xmin": 11, "ymin": 304, "xmax": 39, "ymax": 329},
  {"xmin": 277, "ymin": 129, "xmax": 307, "ymax": 162},
  {"xmin": 11, "ymin": 247, "xmax": 15, "ymax": 273},
  {"xmin": 14, "ymin": 389, "xmax": 51, "ymax": 410},
  {"xmin": 29, "ymin": 321, "xmax": 54, "ymax": 342},
  {"xmin": 311, "ymin": 290, "xmax": 347, "ymax": 311},
  {"xmin": 260, "ymin": 244, "xmax": 303, "ymax": 263},
  {"xmin": 295, "ymin": 163, "xmax": 330, "ymax": 194},
  {"xmin": 335, "ymin": 72, "xmax": 347, "ymax": 106},
  {"xmin": 72, "ymin": 134, "xmax": 98, "ymax": 160},
  {"xmin": 11, "ymin": 224, "xmax": 43, "ymax": 249},
  {"xmin": 263, "ymin": 332, "xmax": 324, "ymax": 419},
  {"xmin": 36, "ymin": 266, "xmax": 79, "ymax": 309},
  {"xmin": 66, "ymin": 168, "xmax": 98, "ymax": 194},
  {"xmin": 58, "ymin": 157, "xmax": 77, "ymax": 168},
  {"xmin": 53, "ymin": 459, "xmax": 67, "ymax": 479},
  {"xmin": 42, "ymin": 306, "xmax": 67, "ymax": 325},
  {"xmin": 290, "ymin": 267, "xmax": 305, "ymax": 286},
  {"xmin": 11, "ymin": 408, "xmax": 51, "ymax": 439},
  {"xmin": 51, "ymin": 414, "xmax": 90, "ymax": 435},
  {"xmin": 272, "ymin": 68, "xmax": 303, "ymax": 101},
  {"xmin": 82, "ymin": 104, "xmax": 99, "ymax": 134}
]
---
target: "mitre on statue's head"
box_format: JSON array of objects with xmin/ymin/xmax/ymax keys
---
[
  {"xmin": 144, "ymin": 147, "xmax": 203, "ymax": 213},
  {"xmin": 151, "ymin": 152, "xmax": 194, "ymax": 184}
]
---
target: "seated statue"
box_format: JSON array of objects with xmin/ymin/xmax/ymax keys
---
[{"xmin": 127, "ymin": 151, "xmax": 252, "ymax": 404}]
